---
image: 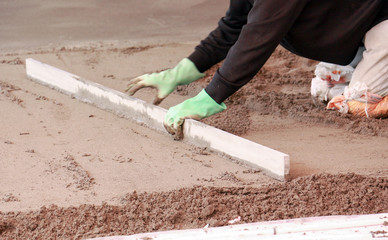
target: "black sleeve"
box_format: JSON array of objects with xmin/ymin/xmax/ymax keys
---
[
  {"xmin": 205, "ymin": 0, "xmax": 309, "ymax": 104},
  {"xmin": 188, "ymin": 0, "xmax": 252, "ymax": 73}
]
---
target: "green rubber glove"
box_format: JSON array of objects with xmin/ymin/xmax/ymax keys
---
[
  {"xmin": 126, "ymin": 58, "xmax": 205, "ymax": 105},
  {"xmin": 164, "ymin": 89, "xmax": 226, "ymax": 140}
]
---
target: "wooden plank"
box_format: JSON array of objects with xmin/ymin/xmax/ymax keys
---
[
  {"xmin": 85, "ymin": 213, "xmax": 388, "ymax": 240},
  {"xmin": 25, "ymin": 58, "xmax": 290, "ymax": 180}
]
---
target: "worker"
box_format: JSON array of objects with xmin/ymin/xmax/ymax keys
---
[{"xmin": 126, "ymin": 0, "xmax": 388, "ymax": 139}]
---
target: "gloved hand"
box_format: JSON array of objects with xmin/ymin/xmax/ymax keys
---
[
  {"xmin": 164, "ymin": 89, "xmax": 226, "ymax": 140},
  {"xmin": 126, "ymin": 58, "xmax": 205, "ymax": 105}
]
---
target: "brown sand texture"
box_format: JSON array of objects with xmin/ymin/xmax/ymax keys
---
[{"xmin": 0, "ymin": 1, "xmax": 387, "ymax": 239}]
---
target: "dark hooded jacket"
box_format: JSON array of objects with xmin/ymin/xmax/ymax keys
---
[{"xmin": 188, "ymin": 0, "xmax": 388, "ymax": 103}]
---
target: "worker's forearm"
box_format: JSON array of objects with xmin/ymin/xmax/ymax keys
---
[
  {"xmin": 205, "ymin": 0, "xmax": 308, "ymax": 103},
  {"xmin": 188, "ymin": 0, "xmax": 251, "ymax": 73}
]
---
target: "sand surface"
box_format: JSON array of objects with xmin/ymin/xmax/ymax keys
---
[
  {"xmin": 0, "ymin": 0, "xmax": 226, "ymax": 51},
  {"xmin": 0, "ymin": 1, "xmax": 387, "ymax": 239}
]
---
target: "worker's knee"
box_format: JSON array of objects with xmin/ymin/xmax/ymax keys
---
[
  {"xmin": 349, "ymin": 20, "xmax": 388, "ymax": 97},
  {"xmin": 364, "ymin": 20, "xmax": 388, "ymax": 49}
]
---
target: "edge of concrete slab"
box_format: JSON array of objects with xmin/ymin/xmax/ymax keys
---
[
  {"xmin": 25, "ymin": 58, "xmax": 290, "ymax": 181},
  {"xmin": 84, "ymin": 213, "xmax": 388, "ymax": 240}
]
